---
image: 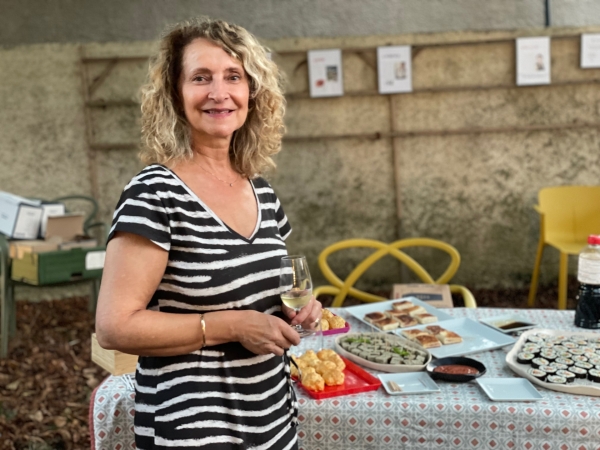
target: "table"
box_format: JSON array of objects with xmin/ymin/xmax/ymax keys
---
[{"xmin": 89, "ymin": 308, "xmax": 600, "ymax": 450}]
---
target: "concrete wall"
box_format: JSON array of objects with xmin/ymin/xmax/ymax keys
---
[
  {"xmin": 2, "ymin": 0, "xmax": 600, "ymax": 46},
  {"xmin": 3, "ymin": 23, "xmax": 600, "ymax": 299}
]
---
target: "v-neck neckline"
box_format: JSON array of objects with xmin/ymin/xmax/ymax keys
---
[{"xmin": 157, "ymin": 164, "xmax": 262, "ymax": 244}]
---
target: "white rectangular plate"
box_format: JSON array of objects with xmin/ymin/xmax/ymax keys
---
[
  {"xmin": 378, "ymin": 372, "xmax": 440, "ymax": 395},
  {"xmin": 479, "ymin": 314, "xmax": 537, "ymax": 334},
  {"xmin": 345, "ymin": 297, "xmax": 454, "ymax": 332},
  {"xmin": 476, "ymin": 378, "xmax": 543, "ymax": 401},
  {"xmin": 395, "ymin": 317, "xmax": 516, "ymax": 358}
]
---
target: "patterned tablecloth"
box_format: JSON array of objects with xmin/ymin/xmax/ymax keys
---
[{"xmin": 90, "ymin": 308, "xmax": 600, "ymax": 450}]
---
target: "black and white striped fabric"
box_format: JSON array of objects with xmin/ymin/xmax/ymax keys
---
[{"xmin": 108, "ymin": 164, "xmax": 298, "ymax": 450}]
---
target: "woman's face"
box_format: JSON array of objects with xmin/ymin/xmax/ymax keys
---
[{"xmin": 179, "ymin": 38, "xmax": 250, "ymax": 145}]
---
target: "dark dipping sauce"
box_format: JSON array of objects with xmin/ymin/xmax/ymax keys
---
[
  {"xmin": 498, "ymin": 321, "xmax": 532, "ymax": 330},
  {"xmin": 433, "ymin": 364, "xmax": 479, "ymax": 375}
]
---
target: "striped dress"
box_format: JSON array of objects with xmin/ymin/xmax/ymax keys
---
[{"xmin": 108, "ymin": 164, "xmax": 298, "ymax": 450}]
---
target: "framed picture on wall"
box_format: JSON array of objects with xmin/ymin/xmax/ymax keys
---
[
  {"xmin": 516, "ymin": 37, "xmax": 551, "ymax": 86},
  {"xmin": 308, "ymin": 49, "xmax": 344, "ymax": 98},
  {"xmin": 377, "ymin": 45, "xmax": 412, "ymax": 94},
  {"xmin": 581, "ymin": 34, "xmax": 600, "ymax": 68}
]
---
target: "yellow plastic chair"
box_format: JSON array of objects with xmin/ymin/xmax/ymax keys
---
[
  {"xmin": 313, "ymin": 238, "xmax": 476, "ymax": 308},
  {"xmin": 528, "ymin": 186, "xmax": 600, "ymax": 310}
]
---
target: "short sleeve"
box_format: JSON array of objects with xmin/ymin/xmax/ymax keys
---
[
  {"xmin": 274, "ymin": 196, "xmax": 292, "ymax": 241},
  {"xmin": 108, "ymin": 179, "xmax": 171, "ymax": 251}
]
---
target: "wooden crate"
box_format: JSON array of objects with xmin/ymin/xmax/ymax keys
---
[{"xmin": 91, "ymin": 333, "xmax": 138, "ymax": 375}]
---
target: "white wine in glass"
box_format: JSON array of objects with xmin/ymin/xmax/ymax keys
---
[{"xmin": 280, "ymin": 255, "xmax": 315, "ymax": 337}]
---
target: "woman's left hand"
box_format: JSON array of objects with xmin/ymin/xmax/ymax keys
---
[{"xmin": 283, "ymin": 296, "xmax": 322, "ymax": 331}]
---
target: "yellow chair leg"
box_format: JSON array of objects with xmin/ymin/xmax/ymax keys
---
[
  {"xmin": 528, "ymin": 241, "xmax": 545, "ymax": 308},
  {"xmin": 558, "ymin": 252, "xmax": 568, "ymax": 310}
]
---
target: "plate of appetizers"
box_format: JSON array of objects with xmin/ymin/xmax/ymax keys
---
[
  {"xmin": 345, "ymin": 297, "xmax": 454, "ymax": 333},
  {"xmin": 289, "ymin": 349, "xmax": 381, "ymax": 399},
  {"xmin": 506, "ymin": 328, "xmax": 600, "ymax": 396},
  {"xmin": 334, "ymin": 332, "xmax": 432, "ymax": 373},
  {"xmin": 396, "ymin": 318, "xmax": 516, "ymax": 359}
]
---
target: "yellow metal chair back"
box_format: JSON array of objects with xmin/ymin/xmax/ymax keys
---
[
  {"xmin": 528, "ymin": 186, "xmax": 600, "ymax": 309},
  {"xmin": 313, "ymin": 238, "xmax": 476, "ymax": 308}
]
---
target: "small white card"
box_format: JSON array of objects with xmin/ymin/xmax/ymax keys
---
[
  {"xmin": 516, "ymin": 37, "xmax": 551, "ymax": 86},
  {"xmin": 377, "ymin": 46, "xmax": 412, "ymax": 94},
  {"xmin": 308, "ymin": 49, "xmax": 343, "ymax": 98},
  {"xmin": 581, "ymin": 34, "xmax": 600, "ymax": 68},
  {"xmin": 85, "ymin": 251, "xmax": 106, "ymax": 270}
]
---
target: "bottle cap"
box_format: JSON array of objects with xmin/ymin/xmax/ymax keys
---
[{"xmin": 588, "ymin": 235, "xmax": 600, "ymax": 245}]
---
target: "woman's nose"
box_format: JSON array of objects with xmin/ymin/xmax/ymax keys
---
[{"xmin": 208, "ymin": 79, "xmax": 229, "ymax": 102}]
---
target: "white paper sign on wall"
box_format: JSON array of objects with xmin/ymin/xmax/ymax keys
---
[
  {"xmin": 581, "ymin": 34, "xmax": 600, "ymax": 68},
  {"xmin": 377, "ymin": 46, "xmax": 412, "ymax": 94},
  {"xmin": 308, "ymin": 49, "xmax": 344, "ymax": 98},
  {"xmin": 516, "ymin": 37, "xmax": 551, "ymax": 86}
]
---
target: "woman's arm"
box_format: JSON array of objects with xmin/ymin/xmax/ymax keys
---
[{"xmin": 95, "ymin": 232, "xmax": 300, "ymax": 356}]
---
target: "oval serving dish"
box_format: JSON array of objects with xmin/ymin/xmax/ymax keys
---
[
  {"xmin": 334, "ymin": 332, "xmax": 432, "ymax": 373},
  {"xmin": 426, "ymin": 356, "xmax": 487, "ymax": 382}
]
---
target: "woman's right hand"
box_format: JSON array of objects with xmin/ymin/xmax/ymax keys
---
[{"xmin": 236, "ymin": 311, "xmax": 300, "ymax": 356}]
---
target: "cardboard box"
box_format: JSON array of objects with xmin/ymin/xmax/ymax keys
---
[
  {"xmin": 0, "ymin": 191, "xmax": 42, "ymax": 239},
  {"xmin": 11, "ymin": 246, "xmax": 105, "ymax": 285},
  {"xmin": 39, "ymin": 202, "xmax": 65, "ymax": 238},
  {"xmin": 45, "ymin": 214, "xmax": 97, "ymax": 249},
  {"xmin": 91, "ymin": 333, "xmax": 138, "ymax": 375},
  {"xmin": 392, "ymin": 283, "xmax": 454, "ymax": 308},
  {"xmin": 9, "ymin": 240, "xmax": 59, "ymax": 259}
]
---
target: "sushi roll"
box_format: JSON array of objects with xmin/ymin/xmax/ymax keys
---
[
  {"xmin": 569, "ymin": 366, "xmax": 588, "ymax": 379},
  {"xmin": 568, "ymin": 348, "xmax": 585, "ymax": 356},
  {"xmin": 517, "ymin": 352, "xmax": 536, "ymax": 364},
  {"xmin": 588, "ymin": 369, "xmax": 600, "ymax": 383},
  {"xmin": 546, "ymin": 375, "xmax": 567, "ymax": 384},
  {"xmin": 550, "ymin": 362, "xmax": 568, "ymax": 371},
  {"xmin": 588, "ymin": 357, "xmax": 600, "ymax": 366},
  {"xmin": 540, "ymin": 350, "xmax": 558, "ymax": 362},
  {"xmin": 528, "ymin": 368, "xmax": 547, "ymax": 382},
  {"xmin": 540, "ymin": 365, "xmax": 558, "ymax": 376},
  {"xmin": 552, "ymin": 345, "xmax": 568, "ymax": 353},
  {"xmin": 541, "ymin": 342, "xmax": 556, "ymax": 349},
  {"xmin": 527, "ymin": 335, "xmax": 544, "ymax": 344},
  {"xmin": 556, "ymin": 370, "xmax": 576, "ymax": 383},
  {"xmin": 562, "ymin": 342, "xmax": 577, "ymax": 349},
  {"xmin": 522, "ymin": 345, "xmax": 541, "ymax": 356},
  {"xmin": 575, "ymin": 361, "xmax": 594, "ymax": 370},
  {"xmin": 571, "ymin": 355, "xmax": 589, "ymax": 363},
  {"xmin": 555, "ymin": 357, "xmax": 574, "ymax": 366},
  {"xmin": 532, "ymin": 357, "xmax": 550, "ymax": 369},
  {"xmin": 580, "ymin": 346, "xmax": 595, "ymax": 354}
]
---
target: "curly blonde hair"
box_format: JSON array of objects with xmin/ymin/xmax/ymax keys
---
[{"xmin": 139, "ymin": 17, "xmax": 286, "ymax": 177}]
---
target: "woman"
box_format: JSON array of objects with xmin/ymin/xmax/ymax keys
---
[{"xmin": 95, "ymin": 17, "xmax": 321, "ymax": 450}]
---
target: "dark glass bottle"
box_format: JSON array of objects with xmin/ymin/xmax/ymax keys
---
[{"xmin": 574, "ymin": 235, "xmax": 600, "ymax": 329}]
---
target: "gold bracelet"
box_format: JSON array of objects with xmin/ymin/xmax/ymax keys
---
[{"xmin": 199, "ymin": 314, "xmax": 206, "ymax": 348}]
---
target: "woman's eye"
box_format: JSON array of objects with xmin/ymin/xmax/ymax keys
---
[{"xmin": 193, "ymin": 76, "xmax": 208, "ymax": 82}]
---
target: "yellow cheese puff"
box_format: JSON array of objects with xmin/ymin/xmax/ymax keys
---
[
  {"xmin": 302, "ymin": 372, "xmax": 325, "ymax": 391},
  {"xmin": 320, "ymin": 318, "xmax": 330, "ymax": 331},
  {"xmin": 321, "ymin": 309, "xmax": 334, "ymax": 319},
  {"xmin": 315, "ymin": 360, "xmax": 337, "ymax": 375},
  {"xmin": 330, "ymin": 354, "xmax": 346, "ymax": 371},
  {"xmin": 328, "ymin": 316, "xmax": 346, "ymax": 329},
  {"xmin": 317, "ymin": 349, "xmax": 336, "ymax": 360},
  {"xmin": 322, "ymin": 369, "xmax": 345, "ymax": 386}
]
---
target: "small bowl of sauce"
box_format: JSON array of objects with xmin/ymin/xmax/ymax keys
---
[{"xmin": 427, "ymin": 357, "xmax": 487, "ymax": 382}]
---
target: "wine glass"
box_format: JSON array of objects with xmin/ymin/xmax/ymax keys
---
[{"xmin": 279, "ymin": 255, "xmax": 318, "ymax": 337}]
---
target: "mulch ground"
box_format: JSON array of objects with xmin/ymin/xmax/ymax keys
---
[{"xmin": 0, "ymin": 278, "xmax": 580, "ymax": 449}]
